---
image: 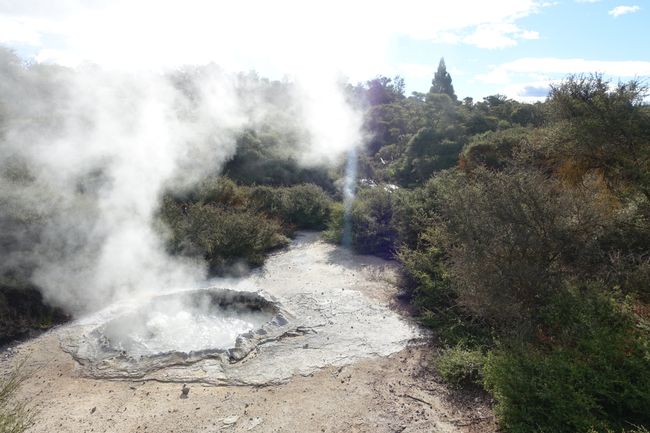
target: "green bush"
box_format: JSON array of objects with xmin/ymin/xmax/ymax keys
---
[
  {"xmin": 322, "ymin": 202, "xmax": 345, "ymax": 244},
  {"xmin": 460, "ymin": 127, "xmax": 530, "ymax": 171},
  {"xmin": 348, "ymin": 187, "xmax": 398, "ymax": 257},
  {"xmin": 162, "ymin": 201, "xmax": 288, "ymax": 274},
  {"xmin": 429, "ymin": 167, "xmax": 614, "ymax": 326},
  {"xmin": 322, "ymin": 186, "xmax": 397, "ymax": 257},
  {"xmin": 159, "ymin": 180, "xmax": 332, "ymax": 274},
  {"xmin": 194, "ymin": 176, "xmax": 246, "ymax": 206},
  {"xmin": 249, "ymin": 184, "xmax": 332, "ymax": 230},
  {"xmin": 394, "ymin": 174, "xmax": 493, "ymax": 346},
  {"xmin": 483, "ymin": 289, "xmax": 650, "ymax": 433},
  {"xmin": 283, "ymin": 184, "xmax": 332, "ymax": 229},
  {"xmin": 435, "ymin": 346, "xmax": 485, "ymax": 387}
]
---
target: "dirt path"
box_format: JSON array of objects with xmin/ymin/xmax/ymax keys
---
[{"xmin": 1, "ymin": 233, "xmax": 496, "ymax": 433}]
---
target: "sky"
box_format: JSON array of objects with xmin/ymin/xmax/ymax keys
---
[{"xmin": 0, "ymin": 0, "xmax": 648, "ymax": 102}]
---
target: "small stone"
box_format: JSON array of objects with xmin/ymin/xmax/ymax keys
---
[
  {"xmin": 222, "ymin": 415, "xmax": 239, "ymax": 425},
  {"xmin": 90, "ymin": 407, "xmax": 96, "ymax": 414},
  {"xmin": 180, "ymin": 384, "xmax": 190, "ymax": 399}
]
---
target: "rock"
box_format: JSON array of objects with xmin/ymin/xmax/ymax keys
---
[
  {"xmin": 222, "ymin": 415, "xmax": 239, "ymax": 425},
  {"xmin": 90, "ymin": 407, "xmax": 96, "ymax": 414},
  {"xmin": 180, "ymin": 384, "xmax": 189, "ymax": 399}
]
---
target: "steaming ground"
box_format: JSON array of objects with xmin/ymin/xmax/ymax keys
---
[{"xmin": 1, "ymin": 233, "xmax": 495, "ymax": 433}]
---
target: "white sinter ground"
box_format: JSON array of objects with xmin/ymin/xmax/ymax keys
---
[{"xmin": 58, "ymin": 232, "xmax": 425, "ymax": 385}]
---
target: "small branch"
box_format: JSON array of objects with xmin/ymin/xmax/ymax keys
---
[{"xmin": 401, "ymin": 393, "xmax": 432, "ymax": 407}]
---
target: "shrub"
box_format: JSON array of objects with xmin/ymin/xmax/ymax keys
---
[
  {"xmin": 322, "ymin": 202, "xmax": 345, "ymax": 244},
  {"xmin": 249, "ymin": 184, "xmax": 332, "ymax": 230},
  {"xmin": 435, "ymin": 345, "xmax": 485, "ymax": 387},
  {"xmin": 546, "ymin": 75, "xmax": 650, "ymax": 199},
  {"xmin": 162, "ymin": 202, "xmax": 288, "ymax": 274},
  {"xmin": 283, "ymin": 184, "xmax": 332, "ymax": 229},
  {"xmin": 433, "ymin": 167, "xmax": 614, "ymax": 325},
  {"xmin": 483, "ymin": 289, "xmax": 650, "ymax": 433},
  {"xmin": 348, "ymin": 187, "xmax": 397, "ymax": 258},
  {"xmin": 194, "ymin": 176, "xmax": 246, "ymax": 207},
  {"xmin": 459, "ymin": 127, "xmax": 530, "ymax": 171},
  {"xmin": 159, "ymin": 180, "xmax": 332, "ymax": 274},
  {"xmin": 322, "ymin": 186, "xmax": 397, "ymax": 257}
]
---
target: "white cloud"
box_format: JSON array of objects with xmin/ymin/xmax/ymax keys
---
[
  {"xmin": 477, "ymin": 57, "xmax": 650, "ymax": 101},
  {"xmin": 499, "ymin": 80, "xmax": 557, "ymax": 102},
  {"xmin": 477, "ymin": 57, "xmax": 650, "ymax": 84},
  {"xmin": 463, "ymin": 23, "xmax": 520, "ymax": 48},
  {"xmin": 0, "ymin": 0, "xmax": 545, "ymax": 76},
  {"xmin": 462, "ymin": 23, "xmax": 541, "ymax": 49},
  {"xmin": 608, "ymin": 5, "xmax": 641, "ymax": 16}
]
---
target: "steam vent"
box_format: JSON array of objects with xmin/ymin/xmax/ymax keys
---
[{"xmin": 62, "ymin": 288, "xmax": 296, "ymax": 378}]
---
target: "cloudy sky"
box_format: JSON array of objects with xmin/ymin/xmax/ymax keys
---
[{"xmin": 0, "ymin": 0, "xmax": 648, "ymax": 101}]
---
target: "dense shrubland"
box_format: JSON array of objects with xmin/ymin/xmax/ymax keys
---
[{"xmin": 340, "ymin": 66, "xmax": 650, "ymax": 432}]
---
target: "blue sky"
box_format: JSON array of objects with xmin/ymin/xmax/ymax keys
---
[
  {"xmin": 387, "ymin": 1, "xmax": 649, "ymax": 99},
  {"xmin": 0, "ymin": 0, "xmax": 648, "ymax": 101}
]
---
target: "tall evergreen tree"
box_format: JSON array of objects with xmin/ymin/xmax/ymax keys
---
[{"xmin": 430, "ymin": 58, "xmax": 456, "ymax": 100}]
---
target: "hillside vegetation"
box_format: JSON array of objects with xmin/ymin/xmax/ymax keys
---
[{"xmin": 336, "ymin": 62, "xmax": 650, "ymax": 433}]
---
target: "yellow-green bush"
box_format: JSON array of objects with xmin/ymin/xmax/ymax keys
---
[{"xmin": 435, "ymin": 346, "xmax": 485, "ymax": 387}]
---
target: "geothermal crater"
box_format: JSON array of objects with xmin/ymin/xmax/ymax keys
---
[
  {"xmin": 62, "ymin": 288, "xmax": 297, "ymax": 378},
  {"xmin": 57, "ymin": 232, "xmax": 423, "ymax": 386},
  {"xmin": 97, "ymin": 289, "xmax": 281, "ymax": 359}
]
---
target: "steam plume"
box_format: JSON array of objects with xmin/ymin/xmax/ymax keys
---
[{"xmin": 0, "ymin": 48, "xmax": 361, "ymax": 313}]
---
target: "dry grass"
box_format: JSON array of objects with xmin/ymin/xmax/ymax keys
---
[{"xmin": 0, "ymin": 361, "xmax": 34, "ymax": 433}]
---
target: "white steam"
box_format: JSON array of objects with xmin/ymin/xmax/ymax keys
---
[{"xmin": 0, "ymin": 48, "xmax": 361, "ymax": 313}]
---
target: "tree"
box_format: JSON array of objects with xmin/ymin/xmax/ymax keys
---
[
  {"xmin": 365, "ymin": 76, "xmax": 405, "ymax": 106},
  {"xmin": 429, "ymin": 58, "xmax": 456, "ymax": 101}
]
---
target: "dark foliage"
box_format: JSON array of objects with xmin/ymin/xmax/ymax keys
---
[
  {"xmin": 0, "ymin": 280, "xmax": 69, "ymax": 345},
  {"xmin": 159, "ymin": 178, "xmax": 332, "ymax": 275},
  {"xmin": 344, "ymin": 72, "xmax": 650, "ymax": 432}
]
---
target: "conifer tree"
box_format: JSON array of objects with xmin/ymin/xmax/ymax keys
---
[{"xmin": 430, "ymin": 58, "xmax": 456, "ymax": 100}]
